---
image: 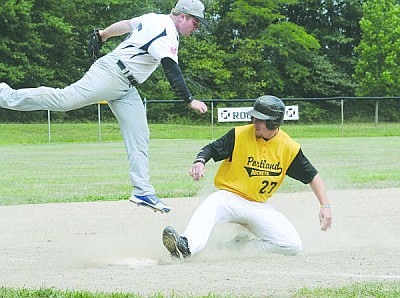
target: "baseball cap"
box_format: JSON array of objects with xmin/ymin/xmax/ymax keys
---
[{"xmin": 175, "ymin": 0, "xmax": 209, "ymax": 26}]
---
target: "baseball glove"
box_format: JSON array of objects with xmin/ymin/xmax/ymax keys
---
[{"xmin": 87, "ymin": 28, "xmax": 104, "ymax": 62}]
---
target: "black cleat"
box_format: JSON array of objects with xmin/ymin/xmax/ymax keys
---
[{"xmin": 162, "ymin": 226, "xmax": 191, "ymax": 260}]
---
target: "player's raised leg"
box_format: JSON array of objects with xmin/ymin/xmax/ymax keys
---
[{"xmin": 108, "ymin": 87, "xmax": 171, "ymax": 213}]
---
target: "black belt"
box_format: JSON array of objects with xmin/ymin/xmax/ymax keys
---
[{"xmin": 116, "ymin": 60, "xmax": 139, "ymax": 87}]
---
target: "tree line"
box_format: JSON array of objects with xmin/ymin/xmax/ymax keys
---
[{"xmin": 1, "ymin": 0, "xmax": 399, "ymax": 123}]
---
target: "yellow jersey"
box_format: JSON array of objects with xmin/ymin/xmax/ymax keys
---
[{"xmin": 214, "ymin": 124, "xmax": 300, "ymax": 202}]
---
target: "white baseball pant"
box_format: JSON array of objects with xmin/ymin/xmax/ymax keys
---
[{"xmin": 183, "ymin": 190, "xmax": 302, "ymax": 255}]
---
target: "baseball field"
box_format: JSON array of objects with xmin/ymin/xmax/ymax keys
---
[{"xmin": 0, "ymin": 123, "xmax": 399, "ymax": 297}]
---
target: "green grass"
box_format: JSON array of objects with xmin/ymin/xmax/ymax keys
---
[
  {"xmin": 0, "ymin": 122, "xmax": 400, "ymax": 145},
  {"xmin": 0, "ymin": 123, "xmax": 399, "ymax": 205},
  {"xmin": 0, "ymin": 287, "xmax": 216, "ymax": 298},
  {"xmin": 1, "ymin": 281, "xmax": 399, "ymax": 297},
  {"xmin": 294, "ymin": 281, "xmax": 400, "ymax": 297},
  {"xmin": 0, "ymin": 137, "xmax": 399, "ymax": 205}
]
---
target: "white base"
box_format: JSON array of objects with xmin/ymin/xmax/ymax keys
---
[{"xmin": 110, "ymin": 257, "xmax": 158, "ymax": 267}]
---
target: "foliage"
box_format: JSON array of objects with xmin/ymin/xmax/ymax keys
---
[
  {"xmin": 354, "ymin": 0, "xmax": 400, "ymax": 96},
  {"xmin": 0, "ymin": 0, "xmax": 48, "ymax": 86},
  {"xmin": 0, "ymin": 0, "xmax": 398, "ymax": 123},
  {"xmin": 284, "ymin": 0, "xmax": 363, "ymax": 96},
  {"xmin": 213, "ymin": 0, "xmax": 325, "ymax": 98}
]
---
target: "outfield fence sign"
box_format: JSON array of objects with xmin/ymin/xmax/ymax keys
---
[{"xmin": 217, "ymin": 106, "xmax": 299, "ymax": 122}]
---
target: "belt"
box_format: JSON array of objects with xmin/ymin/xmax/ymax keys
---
[{"xmin": 116, "ymin": 60, "xmax": 139, "ymax": 87}]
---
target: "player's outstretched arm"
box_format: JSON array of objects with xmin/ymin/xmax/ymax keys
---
[
  {"xmin": 161, "ymin": 57, "xmax": 207, "ymax": 113},
  {"xmin": 99, "ymin": 20, "xmax": 132, "ymax": 42},
  {"xmin": 309, "ymin": 173, "xmax": 332, "ymax": 231}
]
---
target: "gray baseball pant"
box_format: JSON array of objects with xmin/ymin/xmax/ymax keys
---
[{"xmin": 0, "ymin": 53, "xmax": 155, "ymax": 196}]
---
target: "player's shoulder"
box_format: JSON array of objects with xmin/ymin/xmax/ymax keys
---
[
  {"xmin": 139, "ymin": 12, "xmax": 161, "ymax": 19},
  {"xmin": 277, "ymin": 129, "xmax": 300, "ymax": 149},
  {"xmin": 276, "ymin": 129, "xmax": 292, "ymax": 141},
  {"xmin": 135, "ymin": 13, "xmax": 175, "ymax": 34},
  {"xmin": 138, "ymin": 13, "xmax": 171, "ymax": 25},
  {"xmin": 235, "ymin": 124, "xmax": 253, "ymax": 131}
]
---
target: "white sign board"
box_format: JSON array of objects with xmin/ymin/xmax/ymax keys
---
[{"xmin": 218, "ymin": 106, "xmax": 299, "ymax": 122}]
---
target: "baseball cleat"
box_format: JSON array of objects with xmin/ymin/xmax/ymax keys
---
[
  {"xmin": 162, "ymin": 226, "xmax": 191, "ymax": 260},
  {"xmin": 129, "ymin": 194, "xmax": 171, "ymax": 213}
]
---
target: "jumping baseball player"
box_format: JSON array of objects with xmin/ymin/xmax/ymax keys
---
[
  {"xmin": 0, "ymin": 0, "xmax": 208, "ymax": 213},
  {"xmin": 162, "ymin": 95, "xmax": 333, "ymax": 259}
]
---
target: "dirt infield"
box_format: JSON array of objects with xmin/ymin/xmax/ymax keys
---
[{"xmin": 0, "ymin": 188, "xmax": 399, "ymax": 297}]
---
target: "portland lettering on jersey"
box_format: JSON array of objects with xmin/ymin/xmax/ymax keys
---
[{"xmin": 244, "ymin": 157, "xmax": 282, "ymax": 177}]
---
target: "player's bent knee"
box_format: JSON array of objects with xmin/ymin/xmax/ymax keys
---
[
  {"xmin": 272, "ymin": 238, "xmax": 302, "ymax": 255},
  {"xmin": 285, "ymin": 239, "xmax": 302, "ymax": 255}
]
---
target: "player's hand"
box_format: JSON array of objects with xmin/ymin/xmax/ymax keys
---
[
  {"xmin": 319, "ymin": 207, "xmax": 332, "ymax": 231},
  {"xmin": 98, "ymin": 29, "xmax": 107, "ymax": 42},
  {"xmin": 189, "ymin": 99, "xmax": 208, "ymax": 114},
  {"xmin": 189, "ymin": 162, "xmax": 205, "ymax": 181}
]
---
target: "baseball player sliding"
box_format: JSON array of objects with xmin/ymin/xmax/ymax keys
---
[
  {"xmin": 0, "ymin": 0, "xmax": 208, "ymax": 213},
  {"xmin": 162, "ymin": 95, "xmax": 333, "ymax": 259}
]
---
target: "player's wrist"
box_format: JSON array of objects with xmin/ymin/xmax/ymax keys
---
[
  {"xmin": 320, "ymin": 204, "xmax": 331, "ymax": 208},
  {"xmin": 193, "ymin": 158, "xmax": 205, "ymax": 164}
]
